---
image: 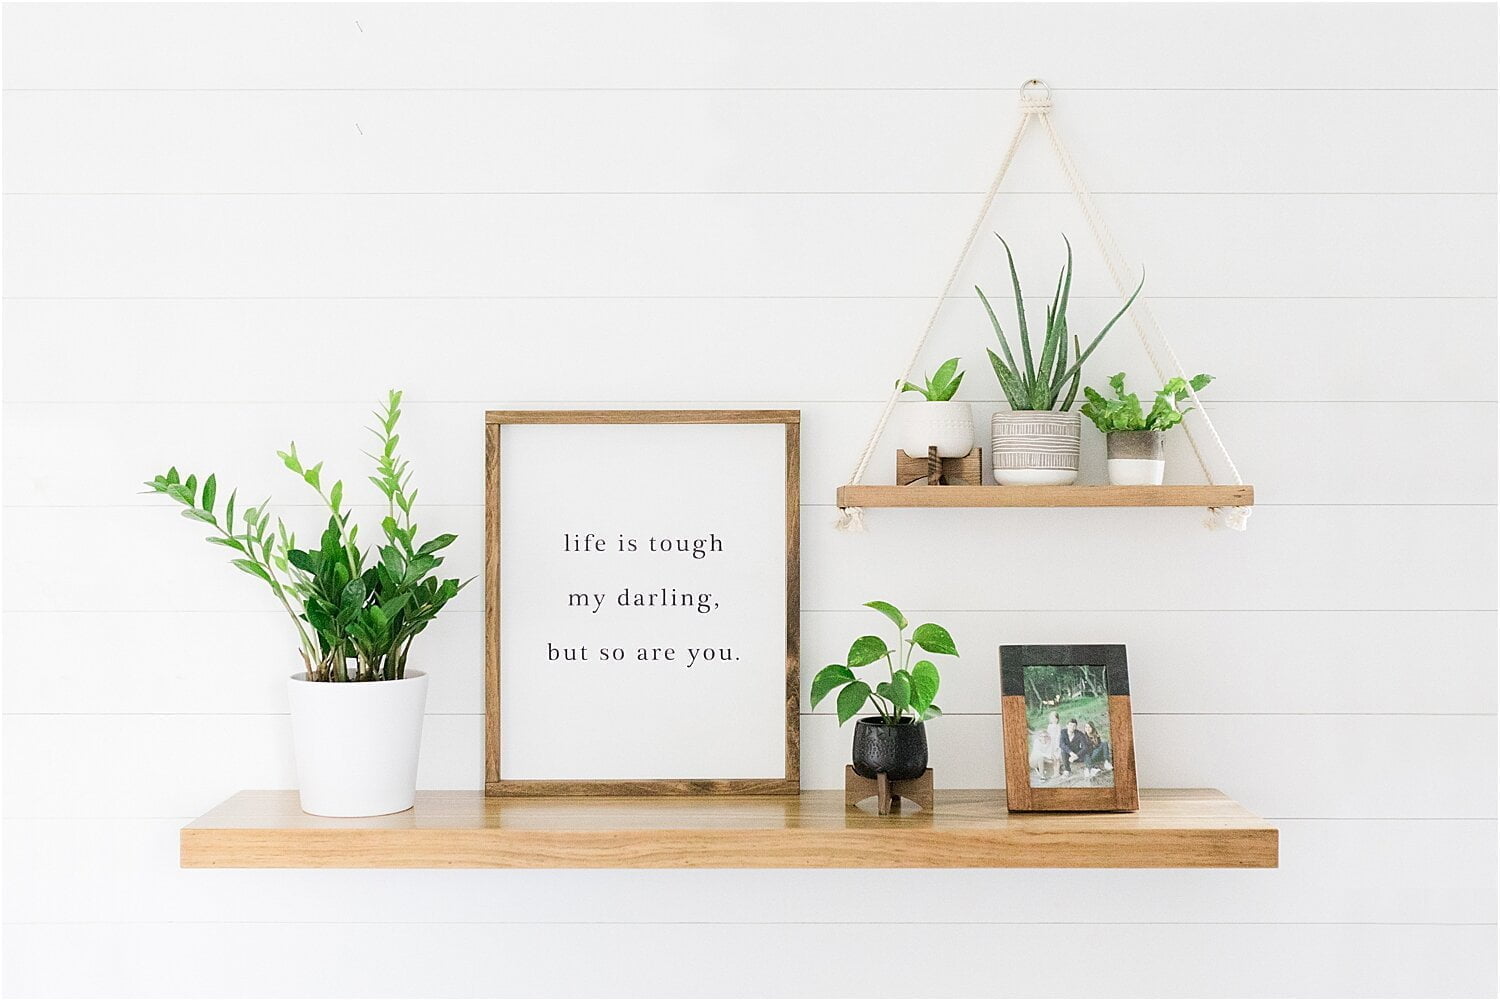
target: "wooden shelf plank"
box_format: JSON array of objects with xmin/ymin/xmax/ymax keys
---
[
  {"xmin": 181, "ymin": 789, "xmax": 1278, "ymax": 869},
  {"xmin": 835, "ymin": 484, "xmax": 1255, "ymax": 508}
]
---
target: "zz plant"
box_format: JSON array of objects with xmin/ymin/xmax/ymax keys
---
[
  {"xmin": 978, "ymin": 234, "xmax": 1145, "ymax": 411},
  {"xmin": 811, "ymin": 601, "xmax": 958, "ymax": 726},
  {"xmin": 144, "ymin": 390, "xmax": 466, "ymax": 682},
  {"xmin": 899, "ymin": 357, "xmax": 965, "ymax": 401},
  {"xmin": 1081, "ymin": 372, "xmax": 1214, "ymax": 433}
]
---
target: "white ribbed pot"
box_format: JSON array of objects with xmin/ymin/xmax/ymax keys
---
[
  {"xmin": 287, "ymin": 670, "xmax": 428, "ymax": 817},
  {"xmin": 1106, "ymin": 430, "xmax": 1166, "ymax": 486},
  {"xmin": 990, "ymin": 411, "xmax": 1082, "ymax": 485},
  {"xmin": 895, "ymin": 400, "xmax": 975, "ymax": 458}
]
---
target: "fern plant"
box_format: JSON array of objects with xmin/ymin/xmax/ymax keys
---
[
  {"xmin": 144, "ymin": 390, "xmax": 467, "ymax": 682},
  {"xmin": 978, "ymin": 234, "xmax": 1145, "ymax": 411},
  {"xmin": 1082, "ymin": 372, "xmax": 1214, "ymax": 433}
]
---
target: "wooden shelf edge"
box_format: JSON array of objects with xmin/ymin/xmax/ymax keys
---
[
  {"xmin": 180, "ymin": 789, "xmax": 1278, "ymax": 871},
  {"xmin": 835, "ymin": 484, "xmax": 1255, "ymax": 509}
]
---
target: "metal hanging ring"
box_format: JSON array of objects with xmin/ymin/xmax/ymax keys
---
[{"xmin": 1019, "ymin": 78, "xmax": 1051, "ymax": 100}]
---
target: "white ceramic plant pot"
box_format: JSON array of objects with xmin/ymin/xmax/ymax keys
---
[
  {"xmin": 287, "ymin": 670, "xmax": 428, "ymax": 817},
  {"xmin": 895, "ymin": 400, "xmax": 975, "ymax": 458},
  {"xmin": 1106, "ymin": 430, "xmax": 1166, "ymax": 486},
  {"xmin": 990, "ymin": 411, "xmax": 1081, "ymax": 485}
]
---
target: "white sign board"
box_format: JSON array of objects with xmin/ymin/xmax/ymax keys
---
[{"xmin": 485, "ymin": 411, "xmax": 799, "ymax": 795}]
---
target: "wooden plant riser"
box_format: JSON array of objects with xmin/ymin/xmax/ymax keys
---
[
  {"xmin": 897, "ymin": 447, "xmax": 983, "ymax": 487},
  {"xmin": 844, "ymin": 765, "xmax": 935, "ymax": 816}
]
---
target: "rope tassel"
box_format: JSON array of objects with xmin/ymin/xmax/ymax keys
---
[{"xmin": 834, "ymin": 506, "xmax": 866, "ymax": 533}]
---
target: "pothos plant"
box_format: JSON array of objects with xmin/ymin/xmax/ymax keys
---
[
  {"xmin": 143, "ymin": 390, "xmax": 467, "ymax": 682},
  {"xmin": 978, "ymin": 234, "xmax": 1145, "ymax": 411},
  {"xmin": 1081, "ymin": 372, "xmax": 1214, "ymax": 433},
  {"xmin": 899, "ymin": 357, "xmax": 965, "ymax": 401},
  {"xmin": 810, "ymin": 601, "xmax": 958, "ymax": 726}
]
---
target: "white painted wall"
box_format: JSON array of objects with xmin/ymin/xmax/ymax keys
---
[{"xmin": 2, "ymin": 3, "xmax": 1495, "ymax": 997}]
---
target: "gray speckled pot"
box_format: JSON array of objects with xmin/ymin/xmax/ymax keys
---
[{"xmin": 1106, "ymin": 430, "xmax": 1166, "ymax": 485}]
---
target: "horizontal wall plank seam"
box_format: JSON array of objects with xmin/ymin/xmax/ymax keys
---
[
  {"xmin": 3, "ymin": 920, "xmax": 1494, "ymax": 927},
  {"xmin": 6, "ymin": 87, "xmax": 1497, "ymax": 93},
  {"xmin": 10, "ymin": 295, "xmax": 1495, "ymax": 301},
  {"xmin": 7, "ymin": 711, "xmax": 1494, "ymax": 719},
  {"xmin": 9, "ymin": 191, "xmax": 1496, "ymax": 197},
  {"xmin": 12, "ymin": 608, "xmax": 1496, "ymax": 615}
]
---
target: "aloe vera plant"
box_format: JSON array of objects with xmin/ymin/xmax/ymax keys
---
[{"xmin": 978, "ymin": 235, "xmax": 1145, "ymax": 411}]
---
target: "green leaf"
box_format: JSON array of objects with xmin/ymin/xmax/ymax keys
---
[
  {"xmin": 340, "ymin": 578, "xmax": 367, "ymax": 612},
  {"xmin": 278, "ymin": 446, "xmax": 302, "ymax": 474},
  {"xmin": 810, "ymin": 665, "xmax": 856, "ymax": 707},
  {"xmin": 1190, "ymin": 373, "xmax": 1214, "ymax": 393},
  {"xmin": 231, "ymin": 559, "xmax": 272, "ymax": 583},
  {"xmin": 180, "ymin": 508, "xmax": 216, "ymax": 524},
  {"xmin": 286, "ymin": 548, "xmax": 318, "ymax": 573},
  {"xmin": 201, "ymin": 474, "xmax": 216, "ymax": 513},
  {"xmin": 847, "ymin": 635, "xmax": 888, "ymax": 668},
  {"xmin": 996, "ymin": 235, "xmax": 1035, "ymax": 389},
  {"xmin": 836, "ymin": 681, "xmax": 872, "ymax": 725},
  {"xmin": 929, "ymin": 357, "xmax": 959, "ymax": 397},
  {"xmin": 863, "ymin": 600, "xmax": 907, "ymax": 630},
  {"xmin": 977, "ymin": 286, "xmax": 1022, "ymax": 389},
  {"xmin": 416, "ymin": 534, "xmax": 457, "ymax": 556},
  {"xmin": 921, "ymin": 703, "xmax": 943, "ymax": 722},
  {"xmin": 911, "ymin": 623, "xmax": 958, "ymax": 657},
  {"xmin": 329, "ymin": 480, "xmax": 343, "ymax": 512},
  {"xmin": 910, "ymin": 659, "xmax": 940, "ymax": 713},
  {"xmin": 900, "ymin": 380, "xmax": 928, "ymax": 398},
  {"xmin": 223, "ymin": 490, "xmax": 236, "ymax": 537},
  {"xmin": 1050, "ymin": 270, "xmax": 1145, "ymax": 395},
  {"xmin": 931, "ymin": 370, "xmax": 963, "ymax": 402},
  {"xmin": 877, "ymin": 673, "xmax": 911, "ymax": 715},
  {"xmin": 205, "ymin": 536, "xmax": 245, "ymax": 552},
  {"xmin": 985, "ymin": 347, "xmax": 1028, "ymax": 410},
  {"xmin": 303, "ymin": 462, "xmax": 322, "ymax": 492}
]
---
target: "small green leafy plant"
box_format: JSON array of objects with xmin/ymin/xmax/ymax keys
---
[
  {"xmin": 810, "ymin": 601, "xmax": 958, "ymax": 726},
  {"xmin": 979, "ymin": 234, "xmax": 1145, "ymax": 411},
  {"xmin": 1081, "ymin": 372, "xmax": 1214, "ymax": 433},
  {"xmin": 144, "ymin": 390, "xmax": 467, "ymax": 682},
  {"xmin": 899, "ymin": 357, "xmax": 965, "ymax": 402}
]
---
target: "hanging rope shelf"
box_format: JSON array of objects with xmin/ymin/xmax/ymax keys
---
[{"xmin": 834, "ymin": 80, "xmax": 1254, "ymax": 531}]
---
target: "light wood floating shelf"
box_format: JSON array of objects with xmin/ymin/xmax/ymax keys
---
[
  {"xmin": 181, "ymin": 788, "xmax": 1276, "ymax": 869},
  {"xmin": 835, "ymin": 484, "xmax": 1255, "ymax": 509}
]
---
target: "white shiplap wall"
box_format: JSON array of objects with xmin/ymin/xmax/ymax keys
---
[{"xmin": 2, "ymin": 3, "xmax": 1496, "ymax": 997}]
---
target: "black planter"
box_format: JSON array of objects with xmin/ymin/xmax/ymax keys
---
[{"xmin": 851, "ymin": 717, "xmax": 928, "ymax": 780}]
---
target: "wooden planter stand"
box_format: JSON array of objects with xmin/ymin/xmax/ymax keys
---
[{"xmin": 844, "ymin": 765, "xmax": 935, "ymax": 815}]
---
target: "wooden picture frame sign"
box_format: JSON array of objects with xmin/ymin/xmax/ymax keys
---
[
  {"xmin": 1000, "ymin": 644, "xmax": 1139, "ymax": 812},
  {"xmin": 485, "ymin": 410, "xmax": 800, "ymax": 796}
]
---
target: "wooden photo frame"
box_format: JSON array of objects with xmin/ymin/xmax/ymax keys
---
[
  {"xmin": 1000, "ymin": 644, "xmax": 1139, "ymax": 812},
  {"xmin": 484, "ymin": 410, "xmax": 800, "ymax": 796}
]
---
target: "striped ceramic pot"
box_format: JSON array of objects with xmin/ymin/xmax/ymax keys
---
[
  {"xmin": 990, "ymin": 410, "xmax": 1082, "ymax": 485},
  {"xmin": 1106, "ymin": 430, "xmax": 1166, "ymax": 485}
]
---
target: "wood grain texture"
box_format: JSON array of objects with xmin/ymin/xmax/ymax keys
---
[
  {"xmin": 837, "ymin": 484, "xmax": 1255, "ymax": 508},
  {"xmin": 180, "ymin": 788, "xmax": 1278, "ymax": 869},
  {"xmin": 484, "ymin": 410, "xmax": 801, "ymax": 795},
  {"xmin": 1001, "ymin": 692, "xmax": 1138, "ymax": 812}
]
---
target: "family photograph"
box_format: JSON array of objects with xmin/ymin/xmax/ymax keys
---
[{"xmin": 1023, "ymin": 663, "xmax": 1116, "ymax": 789}]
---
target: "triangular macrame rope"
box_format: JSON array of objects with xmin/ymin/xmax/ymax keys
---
[{"xmin": 835, "ymin": 79, "xmax": 1250, "ymax": 532}]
